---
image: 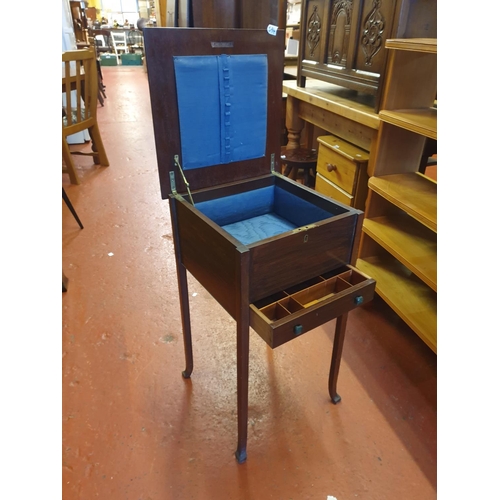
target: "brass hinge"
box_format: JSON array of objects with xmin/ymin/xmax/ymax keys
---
[{"xmin": 173, "ymin": 155, "xmax": 195, "ymax": 205}]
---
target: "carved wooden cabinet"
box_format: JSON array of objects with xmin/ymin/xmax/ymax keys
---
[{"xmin": 296, "ymin": 0, "xmax": 436, "ymax": 108}]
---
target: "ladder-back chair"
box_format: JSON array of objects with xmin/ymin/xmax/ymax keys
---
[{"xmin": 62, "ymin": 49, "xmax": 109, "ymax": 184}]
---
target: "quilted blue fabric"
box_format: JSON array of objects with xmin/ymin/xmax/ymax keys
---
[
  {"xmin": 173, "ymin": 54, "xmax": 268, "ymax": 170},
  {"xmin": 221, "ymin": 214, "xmax": 296, "ymax": 245},
  {"xmin": 196, "ymin": 186, "xmax": 339, "ymax": 245}
]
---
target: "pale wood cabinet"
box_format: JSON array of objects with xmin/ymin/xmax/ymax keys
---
[
  {"xmin": 315, "ymin": 135, "xmax": 369, "ymax": 209},
  {"xmin": 356, "ymin": 38, "xmax": 437, "ymax": 352},
  {"xmin": 296, "ymin": 0, "xmax": 436, "ymax": 109}
]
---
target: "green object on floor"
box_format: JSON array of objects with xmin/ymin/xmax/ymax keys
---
[
  {"xmin": 100, "ymin": 54, "xmax": 118, "ymax": 66},
  {"xmin": 121, "ymin": 53, "xmax": 143, "ymax": 65}
]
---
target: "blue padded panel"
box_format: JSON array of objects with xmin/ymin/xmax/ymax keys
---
[
  {"xmin": 173, "ymin": 55, "xmax": 268, "ymax": 170},
  {"xmin": 196, "ymin": 186, "xmax": 274, "ymax": 226},
  {"xmin": 273, "ymin": 187, "xmax": 341, "ymax": 226},
  {"xmin": 173, "ymin": 56, "xmax": 221, "ymax": 169},
  {"xmin": 222, "ymin": 214, "xmax": 297, "ymax": 246}
]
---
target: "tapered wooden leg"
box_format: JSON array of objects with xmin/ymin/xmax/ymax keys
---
[
  {"xmin": 235, "ymin": 316, "xmax": 250, "ymax": 463},
  {"xmin": 177, "ymin": 263, "xmax": 193, "ymax": 379},
  {"xmin": 329, "ymin": 313, "xmax": 348, "ymax": 404},
  {"xmin": 88, "ymin": 124, "xmax": 110, "ymax": 166},
  {"xmin": 62, "ymin": 139, "xmax": 81, "ymax": 185},
  {"xmin": 62, "ymin": 270, "xmax": 69, "ymax": 292},
  {"xmin": 235, "ymin": 250, "xmax": 250, "ymax": 463},
  {"xmin": 169, "ymin": 198, "xmax": 194, "ymax": 379}
]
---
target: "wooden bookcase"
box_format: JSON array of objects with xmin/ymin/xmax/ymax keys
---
[{"xmin": 356, "ymin": 38, "xmax": 437, "ymax": 353}]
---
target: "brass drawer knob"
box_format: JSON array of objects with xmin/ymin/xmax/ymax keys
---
[{"xmin": 327, "ymin": 163, "xmax": 337, "ymax": 172}]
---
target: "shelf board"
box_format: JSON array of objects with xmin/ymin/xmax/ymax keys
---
[
  {"xmin": 356, "ymin": 255, "xmax": 437, "ymax": 353},
  {"xmin": 385, "ymin": 38, "xmax": 437, "ymax": 53},
  {"xmin": 379, "ymin": 108, "xmax": 437, "ymax": 139},
  {"xmin": 363, "ymin": 215, "xmax": 437, "ymax": 291},
  {"xmin": 368, "ymin": 173, "xmax": 437, "ymax": 232}
]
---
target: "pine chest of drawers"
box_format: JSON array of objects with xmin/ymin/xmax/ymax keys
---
[{"xmin": 315, "ymin": 135, "xmax": 369, "ymax": 209}]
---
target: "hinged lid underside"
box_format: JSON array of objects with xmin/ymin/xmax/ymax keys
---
[{"xmin": 144, "ymin": 27, "xmax": 285, "ymax": 199}]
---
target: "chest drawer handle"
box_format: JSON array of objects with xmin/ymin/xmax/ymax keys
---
[{"xmin": 327, "ymin": 163, "xmax": 337, "ymax": 172}]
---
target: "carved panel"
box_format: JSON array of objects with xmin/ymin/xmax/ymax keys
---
[
  {"xmin": 327, "ymin": 0, "xmax": 352, "ymax": 66},
  {"xmin": 306, "ymin": 5, "xmax": 322, "ymax": 58},
  {"xmin": 360, "ymin": 0, "xmax": 385, "ymax": 66},
  {"xmin": 297, "ymin": 0, "xmax": 437, "ymax": 106}
]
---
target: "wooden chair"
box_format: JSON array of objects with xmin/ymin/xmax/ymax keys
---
[{"xmin": 62, "ymin": 49, "xmax": 110, "ymax": 185}]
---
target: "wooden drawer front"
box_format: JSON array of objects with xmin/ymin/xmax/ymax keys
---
[
  {"xmin": 315, "ymin": 174, "xmax": 353, "ymax": 207},
  {"xmin": 250, "ymin": 266, "xmax": 375, "ymax": 348},
  {"xmin": 317, "ymin": 144, "xmax": 358, "ymax": 194}
]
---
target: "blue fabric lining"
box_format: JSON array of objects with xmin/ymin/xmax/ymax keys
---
[
  {"xmin": 173, "ymin": 54, "xmax": 268, "ymax": 170},
  {"xmin": 273, "ymin": 187, "xmax": 339, "ymax": 226},
  {"xmin": 196, "ymin": 185, "xmax": 341, "ymax": 245},
  {"xmin": 173, "ymin": 56, "xmax": 221, "ymax": 169},
  {"xmin": 196, "ymin": 186, "xmax": 275, "ymax": 226},
  {"xmin": 222, "ymin": 214, "xmax": 296, "ymax": 245}
]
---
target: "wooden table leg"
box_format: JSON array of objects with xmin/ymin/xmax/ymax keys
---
[
  {"xmin": 285, "ymin": 95, "xmax": 304, "ymax": 150},
  {"xmin": 62, "ymin": 270, "xmax": 69, "ymax": 292},
  {"xmin": 177, "ymin": 263, "xmax": 194, "ymax": 379},
  {"xmin": 235, "ymin": 317, "xmax": 250, "ymax": 463},
  {"xmin": 170, "ymin": 199, "xmax": 194, "ymax": 379},
  {"xmin": 235, "ymin": 250, "xmax": 250, "ymax": 463},
  {"xmin": 328, "ymin": 313, "xmax": 348, "ymax": 404}
]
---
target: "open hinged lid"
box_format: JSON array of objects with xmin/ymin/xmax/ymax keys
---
[{"xmin": 143, "ymin": 27, "xmax": 285, "ymax": 199}]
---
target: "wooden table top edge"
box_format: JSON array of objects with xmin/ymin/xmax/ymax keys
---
[{"xmin": 282, "ymin": 80, "xmax": 380, "ymax": 130}]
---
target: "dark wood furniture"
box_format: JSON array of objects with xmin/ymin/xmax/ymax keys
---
[
  {"xmin": 144, "ymin": 26, "xmax": 375, "ymax": 463},
  {"xmin": 280, "ymin": 146, "xmax": 318, "ymax": 188},
  {"xmin": 297, "ymin": 0, "xmax": 437, "ymax": 109},
  {"xmin": 70, "ymin": 1, "xmax": 89, "ymax": 45},
  {"xmin": 190, "ymin": 0, "xmax": 285, "ymax": 28}
]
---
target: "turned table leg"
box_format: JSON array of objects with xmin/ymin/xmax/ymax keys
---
[
  {"xmin": 329, "ymin": 313, "xmax": 349, "ymax": 404},
  {"xmin": 285, "ymin": 95, "xmax": 305, "ymax": 152}
]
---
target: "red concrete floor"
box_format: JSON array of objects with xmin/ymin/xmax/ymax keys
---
[{"xmin": 62, "ymin": 66, "xmax": 437, "ymax": 500}]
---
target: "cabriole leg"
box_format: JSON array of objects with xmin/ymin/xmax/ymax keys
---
[{"xmin": 329, "ymin": 313, "xmax": 348, "ymax": 404}]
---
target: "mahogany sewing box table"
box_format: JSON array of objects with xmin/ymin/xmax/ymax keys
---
[{"xmin": 143, "ymin": 27, "xmax": 375, "ymax": 463}]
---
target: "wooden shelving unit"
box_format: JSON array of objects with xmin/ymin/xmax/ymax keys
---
[
  {"xmin": 357, "ymin": 38, "xmax": 437, "ymax": 353},
  {"xmin": 379, "ymin": 109, "xmax": 437, "ymax": 140}
]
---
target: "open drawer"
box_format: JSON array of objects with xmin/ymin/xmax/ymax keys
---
[{"xmin": 250, "ymin": 265, "xmax": 375, "ymax": 348}]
